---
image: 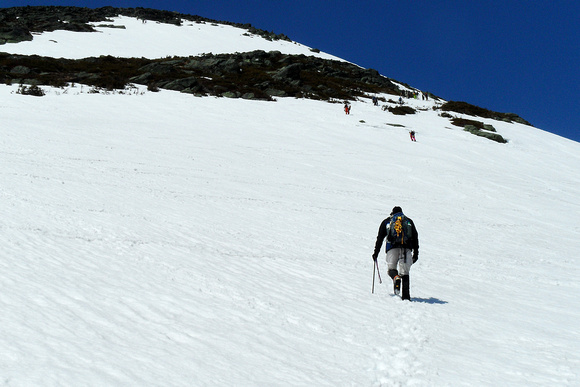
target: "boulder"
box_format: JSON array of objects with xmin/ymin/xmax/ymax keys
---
[
  {"xmin": 0, "ymin": 27, "xmax": 33, "ymax": 44},
  {"xmin": 273, "ymin": 63, "xmax": 303, "ymax": 81},
  {"xmin": 10, "ymin": 65, "xmax": 31, "ymax": 75},
  {"xmin": 265, "ymin": 88, "xmax": 287, "ymax": 97},
  {"xmin": 162, "ymin": 77, "xmax": 199, "ymax": 91}
]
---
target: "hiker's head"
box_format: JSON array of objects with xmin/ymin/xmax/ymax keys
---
[{"xmin": 391, "ymin": 206, "xmax": 403, "ymax": 215}]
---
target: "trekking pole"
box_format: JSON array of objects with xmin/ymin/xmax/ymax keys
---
[
  {"xmin": 375, "ymin": 260, "xmax": 382, "ymax": 284},
  {"xmin": 372, "ymin": 261, "xmax": 376, "ymax": 294}
]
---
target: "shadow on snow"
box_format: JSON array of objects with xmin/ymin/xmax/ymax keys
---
[{"xmin": 411, "ymin": 297, "xmax": 448, "ymax": 304}]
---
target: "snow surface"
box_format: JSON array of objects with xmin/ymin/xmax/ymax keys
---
[
  {"xmin": 3, "ymin": 16, "xmax": 342, "ymax": 61},
  {"xmin": 1, "ymin": 15, "xmax": 580, "ymax": 386}
]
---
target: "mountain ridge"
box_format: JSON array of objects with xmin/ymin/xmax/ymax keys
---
[
  {"xmin": 0, "ymin": 5, "xmax": 531, "ymax": 129},
  {"xmin": 0, "ymin": 5, "xmax": 290, "ymax": 44}
]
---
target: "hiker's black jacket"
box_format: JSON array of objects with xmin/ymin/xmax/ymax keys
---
[{"xmin": 373, "ymin": 215, "xmax": 419, "ymax": 258}]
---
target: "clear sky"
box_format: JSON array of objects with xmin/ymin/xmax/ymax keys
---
[{"xmin": 3, "ymin": 0, "xmax": 579, "ymax": 142}]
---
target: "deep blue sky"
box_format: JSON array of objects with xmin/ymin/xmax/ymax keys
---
[{"xmin": 4, "ymin": 0, "xmax": 579, "ymax": 142}]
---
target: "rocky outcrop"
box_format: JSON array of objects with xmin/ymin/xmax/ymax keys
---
[
  {"xmin": 388, "ymin": 105, "xmax": 416, "ymax": 115},
  {"xmin": 0, "ymin": 25, "xmax": 33, "ymax": 44},
  {"xmin": 0, "ymin": 50, "xmax": 401, "ymax": 101},
  {"xmin": 442, "ymin": 100, "xmax": 531, "ymax": 126},
  {"xmin": 463, "ymin": 125, "xmax": 507, "ymax": 143},
  {"xmin": 450, "ymin": 117, "xmax": 508, "ymax": 143},
  {"xmin": 0, "ymin": 6, "xmax": 290, "ymax": 45}
]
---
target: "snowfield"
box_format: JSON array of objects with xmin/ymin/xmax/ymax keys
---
[
  {"xmin": 1, "ymin": 15, "xmax": 579, "ymax": 386},
  {"xmin": 5, "ymin": 16, "xmax": 342, "ymax": 60}
]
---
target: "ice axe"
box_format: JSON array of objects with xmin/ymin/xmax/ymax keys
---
[{"xmin": 372, "ymin": 259, "xmax": 382, "ymax": 293}]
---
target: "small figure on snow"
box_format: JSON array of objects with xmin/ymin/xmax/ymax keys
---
[
  {"xmin": 372, "ymin": 206, "xmax": 419, "ymax": 300},
  {"xmin": 344, "ymin": 103, "xmax": 351, "ymax": 115},
  {"xmin": 372, "ymin": 96, "xmax": 378, "ymax": 106},
  {"xmin": 409, "ymin": 130, "xmax": 416, "ymax": 142}
]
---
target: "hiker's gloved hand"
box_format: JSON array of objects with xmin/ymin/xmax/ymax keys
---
[
  {"xmin": 412, "ymin": 250, "xmax": 419, "ymax": 263},
  {"xmin": 372, "ymin": 253, "xmax": 378, "ymax": 262}
]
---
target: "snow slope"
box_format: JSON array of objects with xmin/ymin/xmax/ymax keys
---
[
  {"xmin": 1, "ymin": 15, "xmax": 579, "ymax": 386},
  {"xmin": 4, "ymin": 16, "xmax": 342, "ymax": 60}
]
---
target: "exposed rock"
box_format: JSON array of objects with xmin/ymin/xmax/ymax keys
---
[
  {"xmin": 388, "ymin": 105, "xmax": 416, "ymax": 115},
  {"xmin": 0, "ymin": 6, "xmax": 292, "ymax": 44},
  {"xmin": 265, "ymin": 88, "xmax": 287, "ymax": 97},
  {"xmin": 10, "ymin": 65, "xmax": 30, "ymax": 75},
  {"xmin": 0, "ymin": 47, "xmax": 407, "ymax": 101},
  {"xmin": 273, "ymin": 63, "xmax": 303, "ymax": 81},
  {"xmin": 96, "ymin": 24, "xmax": 127, "ymax": 29},
  {"xmin": 222, "ymin": 91, "xmax": 239, "ymax": 98},
  {"xmin": 0, "ymin": 26, "xmax": 33, "ymax": 44},
  {"xmin": 129, "ymin": 72, "xmax": 152, "ymax": 84},
  {"xmin": 139, "ymin": 62, "xmax": 176, "ymax": 75},
  {"xmin": 463, "ymin": 124, "xmax": 508, "ymax": 144},
  {"xmin": 163, "ymin": 76, "xmax": 199, "ymax": 91},
  {"xmin": 442, "ymin": 101, "xmax": 531, "ymax": 126}
]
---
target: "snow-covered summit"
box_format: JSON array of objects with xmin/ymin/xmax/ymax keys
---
[{"xmin": 3, "ymin": 15, "xmax": 342, "ymax": 61}]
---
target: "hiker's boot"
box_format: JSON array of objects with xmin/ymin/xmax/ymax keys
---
[{"xmin": 393, "ymin": 275, "xmax": 401, "ymax": 295}]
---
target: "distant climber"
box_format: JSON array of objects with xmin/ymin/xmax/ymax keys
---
[
  {"xmin": 344, "ymin": 103, "xmax": 351, "ymax": 115},
  {"xmin": 410, "ymin": 131, "xmax": 416, "ymax": 142}
]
